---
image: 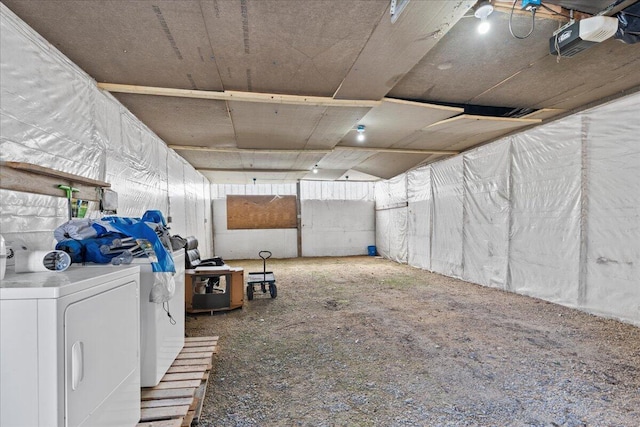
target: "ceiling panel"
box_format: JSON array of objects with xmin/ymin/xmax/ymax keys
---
[
  {"xmin": 306, "ymin": 107, "xmax": 371, "ymax": 149},
  {"xmin": 200, "ymin": 0, "xmax": 389, "ymax": 96},
  {"xmin": 336, "ymin": 169, "xmax": 381, "ymax": 181},
  {"xmin": 338, "ymin": 99, "xmax": 462, "ymax": 147},
  {"xmin": 335, "ymin": 0, "xmax": 476, "ymax": 100},
  {"xmin": 353, "ymin": 153, "xmax": 431, "ymax": 180},
  {"xmin": 399, "ymin": 115, "xmax": 540, "ymax": 151},
  {"xmin": 317, "ymin": 149, "xmax": 377, "ymax": 170},
  {"xmin": 178, "ymin": 151, "xmax": 244, "ymax": 170},
  {"xmin": 237, "ymin": 151, "xmax": 325, "ymax": 171},
  {"xmin": 543, "ymin": 0, "xmax": 623, "ymax": 14},
  {"xmin": 113, "ymin": 94, "xmax": 234, "ymax": 147},
  {"xmin": 389, "ymin": 12, "xmax": 561, "ymax": 107},
  {"xmin": 229, "ymin": 102, "xmax": 326, "ymax": 149},
  {"xmin": 201, "ymin": 170, "xmax": 307, "ymax": 184},
  {"xmin": 302, "ymin": 169, "xmax": 348, "ymax": 181},
  {"xmin": 2, "ymin": 0, "xmax": 223, "ymax": 90}
]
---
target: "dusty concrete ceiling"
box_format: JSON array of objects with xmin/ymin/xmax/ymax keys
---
[{"xmin": 3, "ymin": 0, "xmax": 639, "ymax": 183}]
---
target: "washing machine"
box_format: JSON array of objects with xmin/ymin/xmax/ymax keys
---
[
  {"xmin": 85, "ymin": 249, "xmax": 185, "ymax": 386},
  {"xmin": 0, "ymin": 266, "xmax": 141, "ymax": 427},
  {"xmin": 138, "ymin": 249, "xmax": 185, "ymax": 387}
]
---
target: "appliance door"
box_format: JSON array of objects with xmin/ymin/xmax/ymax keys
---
[{"xmin": 64, "ymin": 281, "xmax": 139, "ymax": 427}]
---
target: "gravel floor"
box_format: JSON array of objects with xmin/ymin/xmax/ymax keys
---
[{"xmin": 185, "ymin": 256, "xmax": 640, "ymax": 427}]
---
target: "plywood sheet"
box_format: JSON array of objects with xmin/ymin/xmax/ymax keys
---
[
  {"xmin": 178, "ymin": 151, "xmax": 244, "ymax": 170},
  {"xmin": 200, "ymin": 170, "xmax": 307, "ymax": 184},
  {"xmin": 227, "ymin": 195, "xmax": 297, "ymax": 229},
  {"xmin": 340, "ymin": 99, "xmax": 462, "ymax": 147},
  {"xmin": 399, "ymin": 115, "xmax": 540, "ymax": 151},
  {"xmin": 318, "ymin": 149, "xmax": 377, "ymax": 170},
  {"xmin": 472, "ymin": 38, "xmax": 640, "ymax": 110},
  {"xmin": 389, "ymin": 13, "xmax": 559, "ymax": 106},
  {"xmin": 353, "ymin": 152, "xmax": 432, "ymax": 180},
  {"xmin": 114, "ymin": 94, "xmax": 234, "ymax": 147},
  {"xmin": 2, "ymin": 0, "xmax": 223, "ymax": 90},
  {"xmin": 200, "ymin": 0, "xmax": 388, "ymax": 96},
  {"xmin": 305, "ymin": 107, "xmax": 372, "ymax": 149},
  {"xmin": 229, "ymin": 102, "xmax": 326, "ymax": 149},
  {"xmin": 335, "ymin": 0, "xmax": 476, "ymax": 100}
]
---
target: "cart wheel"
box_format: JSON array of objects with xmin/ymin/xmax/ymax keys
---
[
  {"xmin": 270, "ymin": 283, "xmax": 277, "ymax": 298},
  {"xmin": 247, "ymin": 285, "xmax": 254, "ymax": 301}
]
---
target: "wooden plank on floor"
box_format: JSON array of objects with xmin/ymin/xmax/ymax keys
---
[
  {"xmin": 162, "ymin": 372, "xmax": 205, "ymax": 382},
  {"xmin": 139, "ymin": 336, "xmax": 218, "ymax": 426},
  {"xmin": 141, "ymin": 397, "xmax": 195, "ymax": 409},
  {"xmin": 184, "ymin": 336, "xmax": 218, "ymax": 342},
  {"xmin": 181, "ymin": 346, "xmax": 216, "ymax": 353},
  {"xmin": 155, "ymin": 380, "xmax": 203, "ymax": 389},
  {"xmin": 137, "ymin": 419, "xmax": 183, "ymax": 427},
  {"xmin": 183, "ymin": 338, "xmax": 217, "ymax": 346},
  {"xmin": 172, "ymin": 358, "xmax": 212, "ymax": 367},
  {"xmin": 176, "ymin": 351, "xmax": 213, "ymax": 360},
  {"xmin": 181, "ymin": 410, "xmax": 195, "ymax": 427},
  {"xmin": 192, "ymin": 377, "xmax": 208, "ymax": 424},
  {"xmin": 140, "ymin": 405, "xmax": 190, "ymax": 422},
  {"xmin": 166, "ymin": 364, "xmax": 210, "ymax": 374},
  {"xmin": 141, "ymin": 388, "xmax": 196, "ymax": 401}
]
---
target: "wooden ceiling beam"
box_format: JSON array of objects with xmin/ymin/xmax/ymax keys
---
[
  {"xmin": 97, "ymin": 83, "xmax": 381, "ymax": 108},
  {"xmin": 334, "ymin": 146, "xmax": 459, "ymax": 155},
  {"xmin": 168, "ymin": 145, "xmax": 332, "ymax": 154},
  {"xmin": 170, "ymin": 145, "xmax": 459, "ymax": 156}
]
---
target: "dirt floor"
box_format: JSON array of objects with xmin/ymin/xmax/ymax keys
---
[{"xmin": 185, "ymin": 256, "xmax": 640, "ymax": 427}]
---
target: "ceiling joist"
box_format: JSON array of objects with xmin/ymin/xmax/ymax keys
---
[
  {"xmin": 168, "ymin": 145, "xmax": 332, "ymax": 154},
  {"xmin": 169, "ymin": 145, "xmax": 459, "ymax": 156},
  {"xmin": 97, "ymin": 83, "xmax": 381, "ymax": 108}
]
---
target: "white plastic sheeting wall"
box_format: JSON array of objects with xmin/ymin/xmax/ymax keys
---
[
  {"xmin": 375, "ymin": 174, "xmax": 408, "ymax": 263},
  {"xmin": 377, "ymin": 91, "xmax": 640, "ymax": 327},
  {"xmin": 0, "ymin": 6, "xmax": 212, "ymax": 256},
  {"xmin": 210, "ymin": 181, "xmax": 375, "ymax": 259},
  {"xmin": 301, "ymin": 181, "xmax": 375, "ymax": 257},
  {"xmin": 407, "ymin": 167, "xmax": 432, "ymax": 269},
  {"xmin": 583, "ymin": 94, "xmax": 640, "ymax": 324},
  {"xmin": 462, "ymin": 143, "xmax": 510, "ymax": 289}
]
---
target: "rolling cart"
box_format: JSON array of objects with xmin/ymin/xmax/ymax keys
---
[{"xmin": 246, "ymin": 250, "xmax": 277, "ymax": 300}]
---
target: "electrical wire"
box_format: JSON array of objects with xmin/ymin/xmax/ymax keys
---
[
  {"xmin": 163, "ymin": 301, "xmax": 177, "ymax": 325},
  {"xmin": 540, "ymin": 3, "xmax": 571, "ymax": 19},
  {"xmin": 509, "ymin": 0, "xmax": 537, "ymax": 39}
]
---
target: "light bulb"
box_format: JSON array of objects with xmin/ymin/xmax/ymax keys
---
[
  {"xmin": 357, "ymin": 133, "xmax": 365, "ymax": 142},
  {"xmin": 312, "ymin": 166, "xmax": 318, "ymax": 174},
  {"xmin": 478, "ymin": 19, "xmax": 490, "ymax": 34}
]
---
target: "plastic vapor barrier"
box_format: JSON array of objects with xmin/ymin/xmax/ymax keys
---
[
  {"xmin": 582, "ymin": 94, "xmax": 640, "ymax": 325},
  {"xmin": 462, "ymin": 142, "xmax": 510, "ymax": 289},
  {"xmin": 210, "ymin": 182, "xmax": 375, "ymax": 258},
  {"xmin": 376, "ymin": 90, "xmax": 640, "ymax": 327},
  {"xmin": 301, "ymin": 180, "xmax": 375, "ymax": 201},
  {"xmin": 509, "ymin": 117, "xmax": 582, "ymax": 304},
  {"xmin": 301, "ymin": 200, "xmax": 375, "ymax": 257},
  {"xmin": 431, "ymin": 157, "xmax": 464, "ymax": 278},
  {"xmin": 375, "ymin": 174, "xmax": 407, "ymax": 263},
  {"xmin": 212, "ymin": 198, "xmax": 298, "ymax": 260},
  {"xmin": 407, "ymin": 166, "xmax": 432, "ymax": 269},
  {"xmin": 211, "ymin": 183, "xmax": 297, "ymax": 198},
  {"xmin": 1, "ymin": 6, "xmax": 211, "ymax": 255}
]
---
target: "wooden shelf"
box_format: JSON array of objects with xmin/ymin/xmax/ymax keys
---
[{"xmin": 0, "ymin": 161, "xmax": 110, "ymax": 202}]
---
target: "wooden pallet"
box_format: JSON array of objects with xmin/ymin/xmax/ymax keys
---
[{"xmin": 137, "ymin": 336, "xmax": 218, "ymax": 427}]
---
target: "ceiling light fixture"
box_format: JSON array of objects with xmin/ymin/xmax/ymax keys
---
[
  {"xmin": 474, "ymin": 1, "xmax": 494, "ymax": 35},
  {"xmin": 356, "ymin": 125, "xmax": 366, "ymax": 142},
  {"xmin": 312, "ymin": 165, "xmax": 319, "ymax": 174}
]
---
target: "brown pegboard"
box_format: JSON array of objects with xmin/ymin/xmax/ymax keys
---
[{"xmin": 227, "ymin": 195, "xmax": 297, "ymax": 230}]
